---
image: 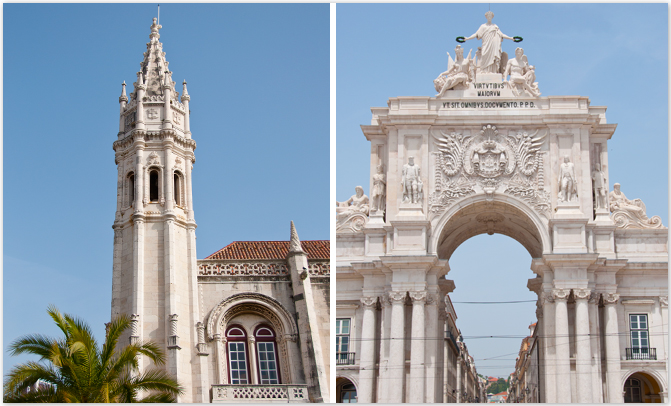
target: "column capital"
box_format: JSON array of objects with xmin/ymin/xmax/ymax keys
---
[
  {"xmin": 249, "ymin": 336, "xmax": 256, "ymax": 344},
  {"xmin": 552, "ymin": 288, "xmax": 571, "ymax": 301},
  {"xmin": 603, "ymin": 292, "xmax": 620, "ymax": 305},
  {"xmin": 588, "ymin": 291, "xmax": 600, "ymax": 304},
  {"xmin": 361, "ymin": 296, "xmax": 378, "ymax": 308},
  {"xmin": 540, "ymin": 291, "xmax": 555, "ymax": 305},
  {"xmin": 409, "ymin": 291, "xmax": 427, "ymax": 303},
  {"xmin": 573, "ymin": 288, "xmax": 591, "ymax": 301},
  {"xmin": 388, "ymin": 291, "xmax": 406, "ymax": 303},
  {"xmin": 660, "ymin": 296, "xmax": 668, "ymax": 308}
]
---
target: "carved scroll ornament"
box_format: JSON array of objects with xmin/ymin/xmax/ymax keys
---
[{"xmin": 609, "ymin": 183, "xmax": 665, "ymax": 229}]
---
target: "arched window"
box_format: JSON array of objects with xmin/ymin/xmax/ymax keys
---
[
  {"xmin": 226, "ymin": 326, "xmax": 249, "ymax": 385},
  {"xmin": 624, "ymin": 377, "xmax": 642, "ymax": 403},
  {"xmin": 127, "ymin": 172, "xmax": 135, "ymax": 207},
  {"xmin": 254, "ymin": 325, "xmax": 281, "ymax": 384},
  {"xmin": 149, "ymin": 170, "xmax": 159, "ymax": 202},
  {"xmin": 173, "ymin": 172, "xmax": 183, "ymax": 206}
]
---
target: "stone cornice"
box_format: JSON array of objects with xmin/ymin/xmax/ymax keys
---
[{"xmin": 113, "ymin": 130, "xmax": 196, "ymax": 153}]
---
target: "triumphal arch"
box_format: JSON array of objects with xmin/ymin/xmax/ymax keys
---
[{"xmin": 336, "ymin": 12, "xmax": 668, "ymax": 404}]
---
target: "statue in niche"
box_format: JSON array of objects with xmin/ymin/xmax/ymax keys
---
[
  {"xmin": 462, "ymin": 11, "xmax": 515, "ymax": 75},
  {"xmin": 591, "ymin": 163, "xmax": 607, "ymax": 209},
  {"xmin": 558, "ymin": 155, "xmax": 577, "ymax": 203},
  {"xmin": 609, "ymin": 183, "xmax": 664, "ymax": 229},
  {"xmin": 336, "ymin": 186, "xmax": 370, "ymax": 220},
  {"xmin": 504, "ymin": 48, "xmax": 541, "ymax": 97},
  {"xmin": 402, "ymin": 156, "xmax": 423, "ymax": 204},
  {"xmin": 434, "ymin": 45, "xmax": 475, "ymax": 96},
  {"xmin": 371, "ymin": 164, "xmax": 386, "ymax": 214}
]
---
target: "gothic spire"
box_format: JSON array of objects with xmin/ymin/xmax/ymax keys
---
[
  {"xmin": 132, "ymin": 18, "xmax": 177, "ymax": 101},
  {"xmin": 289, "ymin": 221, "xmax": 305, "ymax": 254}
]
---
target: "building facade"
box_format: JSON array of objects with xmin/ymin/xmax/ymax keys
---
[
  {"xmin": 335, "ymin": 11, "xmax": 667, "ymax": 404},
  {"xmin": 111, "ymin": 19, "xmax": 329, "ymax": 403}
]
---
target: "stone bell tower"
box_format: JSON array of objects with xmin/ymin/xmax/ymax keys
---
[{"xmin": 111, "ymin": 18, "xmax": 205, "ymax": 402}]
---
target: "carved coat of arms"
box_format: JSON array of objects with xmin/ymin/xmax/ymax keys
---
[{"xmin": 429, "ymin": 124, "xmax": 550, "ymax": 217}]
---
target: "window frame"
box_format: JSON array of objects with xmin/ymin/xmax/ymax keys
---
[
  {"xmin": 254, "ymin": 324, "xmax": 281, "ymax": 385},
  {"xmin": 226, "ymin": 325, "xmax": 251, "ymax": 385},
  {"xmin": 629, "ymin": 313, "xmax": 650, "ymax": 357},
  {"xmin": 336, "ymin": 318, "xmax": 352, "ymax": 363}
]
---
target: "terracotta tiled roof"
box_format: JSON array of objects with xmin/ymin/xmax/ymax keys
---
[{"xmin": 204, "ymin": 240, "xmax": 330, "ymax": 260}]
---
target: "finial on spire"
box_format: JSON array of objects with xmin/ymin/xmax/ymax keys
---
[
  {"xmin": 137, "ymin": 71, "xmax": 144, "ymax": 86},
  {"xmin": 289, "ymin": 221, "xmax": 304, "ymax": 253},
  {"xmin": 119, "ymin": 81, "xmax": 128, "ymax": 103},
  {"xmin": 150, "ymin": 17, "xmax": 162, "ymax": 41},
  {"xmin": 182, "ymin": 80, "xmax": 189, "ymax": 96}
]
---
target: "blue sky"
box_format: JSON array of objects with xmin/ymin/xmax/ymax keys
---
[
  {"xmin": 336, "ymin": 3, "xmax": 668, "ymax": 378},
  {"xmin": 3, "ymin": 3, "xmax": 329, "ymax": 375}
]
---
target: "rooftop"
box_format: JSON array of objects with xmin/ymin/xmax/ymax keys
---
[{"xmin": 204, "ymin": 240, "xmax": 330, "ymax": 261}]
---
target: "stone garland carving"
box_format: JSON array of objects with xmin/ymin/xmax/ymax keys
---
[
  {"xmin": 429, "ymin": 125, "xmax": 549, "ymax": 217},
  {"xmin": 573, "ymin": 288, "xmax": 591, "ymax": 301},
  {"xmin": 551, "ymin": 288, "xmax": 570, "ymax": 301},
  {"xmin": 336, "ymin": 186, "xmax": 370, "ymax": 232},
  {"xmin": 602, "ymin": 293, "xmax": 620, "ymax": 306},
  {"xmin": 198, "ymin": 262, "xmax": 289, "ymax": 277},
  {"xmin": 388, "ymin": 291, "xmax": 407, "ymax": 303},
  {"xmin": 361, "ymin": 296, "xmax": 377, "ymax": 308},
  {"xmin": 609, "ymin": 183, "xmax": 664, "ymax": 229},
  {"xmin": 409, "ymin": 291, "xmax": 427, "ymax": 303},
  {"xmin": 434, "ymin": 45, "xmax": 475, "ymax": 96}
]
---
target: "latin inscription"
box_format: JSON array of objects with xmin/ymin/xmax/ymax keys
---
[{"xmin": 442, "ymin": 101, "xmax": 536, "ymax": 109}]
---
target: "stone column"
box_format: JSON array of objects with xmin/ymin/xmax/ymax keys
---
[
  {"xmin": 377, "ymin": 295, "xmax": 392, "ymax": 403},
  {"xmin": 588, "ymin": 292, "xmax": 603, "ymax": 403},
  {"xmin": 213, "ymin": 334, "xmax": 226, "ymax": 384},
  {"xmin": 358, "ymin": 296, "xmax": 377, "ymax": 403},
  {"xmin": 248, "ymin": 336, "xmax": 258, "ymax": 384},
  {"xmin": 388, "ymin": 291, "xmax": 406, "ymax": 403},
  {"xmin": 409, "ymin": 291, "xmax": 426, "ymax": 403},
  {"xmin": 541, "ymin": 291, "xmax": 557, "ymax": 403},
  {"xmin": 553, "ymin": 288, "xmax": 571, "ymax": 403},
  {"xmin": 424, "ymin": 294, "xmax": 438, "ymax": 402},
  {"xmin": 456, "ymin": 355, "xmax": 462, "ymax": 403},
  {"xmin": 603, "ymin": 293, "xmax": 623, "ymax": 403},
  {"xmin": 185, "ymin": 156, "xmax": 194, "ymax": 220},
  {"xmin": 163, "ymin": 145, "xmax": 173, "ymax": 210},
  {"xmin": 574, "ymin": 288, "xmax": 592, "ymax": 403},
  {"xmin": 443, "ymin": 326, "xmax": 449, "ymax": 403}
]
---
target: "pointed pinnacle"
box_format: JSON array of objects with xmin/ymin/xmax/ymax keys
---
[{"xmin": 288, "ymin": 221, "xmax": 304, "ymax": 253}]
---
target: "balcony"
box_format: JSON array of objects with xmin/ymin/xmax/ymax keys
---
[
  {"xmin": 336, "ymin": 352, "xmax": 356, "ymax": 365},
  {"xmin": 625, "ymin": 347, "xmax": 657, "ymax": 360},
  {"xmin": 212, "ymin": 384, "xmax": 309, "ymax": 403}
]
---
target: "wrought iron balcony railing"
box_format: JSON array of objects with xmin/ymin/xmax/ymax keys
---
[
  {"xmin": 625, "ymin": 347, "xmax": 657, "ymax": 360},
  {"xmin": 212, "ymin": 384, "xmax": 308, "ymax": 403},
  {"xmin": 336, "ymin": 352, "xmax": 356, "ymax": 365}
]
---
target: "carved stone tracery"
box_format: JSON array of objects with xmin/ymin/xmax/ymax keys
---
[{"xmin": 430, "ymin": 125, "xmax": 549, "ymax": 218}]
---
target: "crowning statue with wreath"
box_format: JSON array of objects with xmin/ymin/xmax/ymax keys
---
[{"xmin": 459, "ymin": 11, "xmax": 522, "ymax": 75}]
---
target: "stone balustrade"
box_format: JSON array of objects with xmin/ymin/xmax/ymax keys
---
[{"xmin": 211, "ymin": 384, "xmax": 309, "ymax": 403}]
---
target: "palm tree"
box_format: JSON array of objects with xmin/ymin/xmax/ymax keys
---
[{"xmin": 4, "ymin": 306, "xmax": 183, "ymax": 402}]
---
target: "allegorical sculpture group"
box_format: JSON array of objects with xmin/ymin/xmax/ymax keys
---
[
  {"xmin": 433, "ymin": 11, "xmax": 540, "ymax": 97},
  {"xmin": 335, "ymin": 11, "xmax": 663, "ymax": 232}
]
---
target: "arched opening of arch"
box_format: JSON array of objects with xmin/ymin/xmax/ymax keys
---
[
  {"xmin": 624, "ymin": 371, "xmax": 664, "ymax": 403},
  {"xmin": 335, "ymin": 377, "xmax": 358, "ymax": 403},
  {"xmin": 434, "ymin": 199, "xmax": 546, "ymax": 387}
]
